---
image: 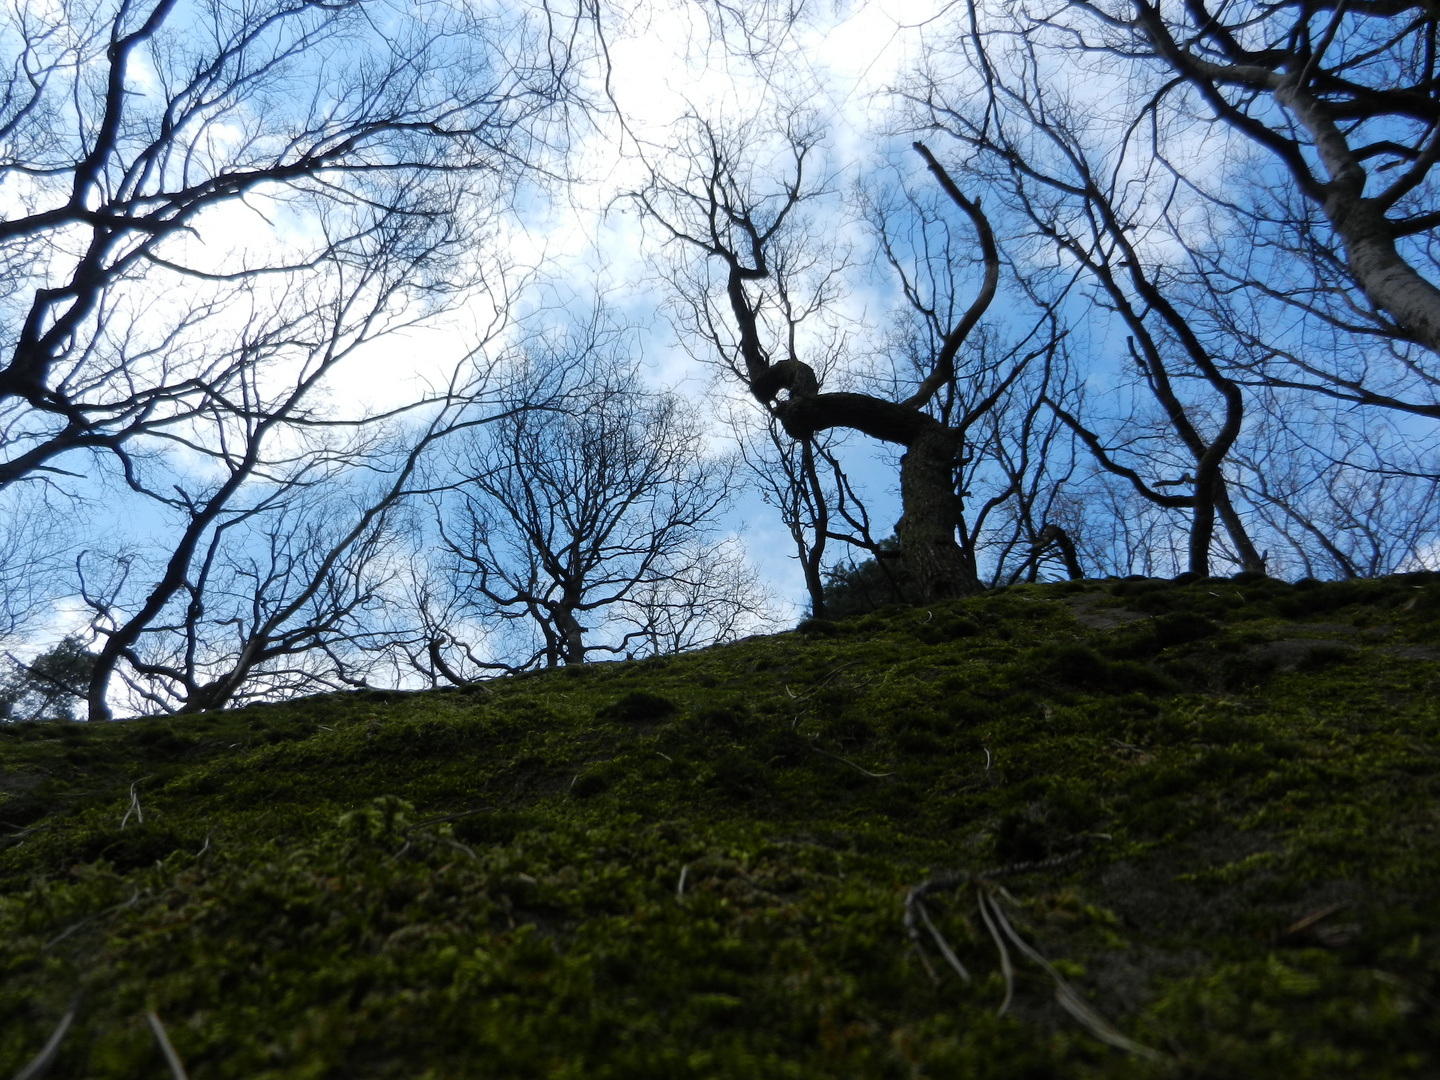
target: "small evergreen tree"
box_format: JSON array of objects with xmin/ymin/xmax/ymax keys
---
[
  {"xmin": 819, "ymin": 538, "xmax": 916, "ymax": 619},
  {"xmin": 0, "ymin": 636, "xmax": 96, "ymax": 722}
]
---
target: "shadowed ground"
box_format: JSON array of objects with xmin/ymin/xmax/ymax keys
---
[{"xmin": 2, "ymin": 574, "xmax": 1438, "ymax": 1078}]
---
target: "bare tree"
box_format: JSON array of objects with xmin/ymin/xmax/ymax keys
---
[
  {"xmin": 911, "ymin": 9, "xmax": 1270, "ymax": 576},
  {"xmin": 0, "ymin": 0, "xmax": 587, "ymax": 716},
  {"xmin": 81, "ymin": 394, "xmax": 495, "ymax": 716},
  {"xmin": 1232, "ymin": 401, "xmax": 1440, "ymax": 578},
  {"xmin": 69, "ymin": 224, "xmax": 526, "ymax": 719},
  {"xmin": 618, "ymin": 536, "xmax": 777, "ymax": 656},
  {"xmin": 1057, "ymin": 0, "xmax": 1440, "ymax": 362},
  {"xmin": 976, "ymin": 338, "xmax": 1085, "ymax": 584},
  {"xmin": 632, "ymin": 115, "xmax": 1014, "ymax": 600},
  {"xmin": 968, "ymin": 0, "xmax": 1440, "ymax": 431},
  {"xmin": 863, "ymin": 168, "xmax": 1073, "ymax": 588},
  {"xmin": 0, "ymin": 487, "xmax": 70, "ymax": 651},
  {"xmin": 431, "ymin": 325, "xmax": 754, "ymax": 672},
  {"xmin": 0, "ymin": 0, "xmax": 578, "ymax": 488},
  {"xmin": 721, "ymin": 397, "xmax": 851, "ymax": 618}
]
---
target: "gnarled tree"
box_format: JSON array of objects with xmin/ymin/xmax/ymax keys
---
[
  {"xmin": 910, "ymin": 3, "xmax": 1273, "ymax": 576},
  {"xmin": 632, "ymin": 117, "xmax": 1005, "ymax": 600}
]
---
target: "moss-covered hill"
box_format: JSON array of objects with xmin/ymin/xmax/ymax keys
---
[{"xmin": 3, "ymin": 575, "xmax": 1440, "ymax": 1079}]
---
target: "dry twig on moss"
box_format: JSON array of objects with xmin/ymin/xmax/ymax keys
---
[
  {"xmin": 983, "ymin": 892, "xmax": 1161, "ymax": 1060},
  {"xmin": 405, "ymin": 807, "xmax": 497, "ymax": 831},
  {"xmin": 1, "ymin": 821, "xmax": 51, "ymax": 848},
  {"xmin": 787, "ymin": 661, "xmax": 866, "ymax": 704},
  {"xmin": 10, "ymin": 998, "xmax": 77, "ymax": 1080},
  {"xmin": 147, "ymin": 1010, "xmax": 190, "ymax": 1080},
  {"xmin": 976, "ymin": 887, "xmax": 1016, "ymax": 1015},
  {"xmin": 43, "ymin": 889, "xmax": 140, "ymax": 949},
  {"xmin": 809, "ymin": 743, "xmax": 893, "ymax": 778},
  {"xmin": 120, "ymin": 776, "xmax": 153, "ymax": 829},
  {"xmin": 903, "ymin": 842, "xmax": 1160, "ymax": 1059},
  {"xmin": 437, "ymin": 837, "xmax": 478, "ymax": 861},
  {"xmin": 914, "ymin": 897, "xmax": 972, "ymax": 984}
]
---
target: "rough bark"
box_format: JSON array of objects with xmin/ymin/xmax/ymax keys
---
[
  {"xmin": 895, "ymin": 424, "xmax": 973, "ymax": 599},
  {"xmin": 765, "ymin": 385, "xmax": 979, "ymax": 597}
]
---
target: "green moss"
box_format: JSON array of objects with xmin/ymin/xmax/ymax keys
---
[
  {"xmin": 596, "ymin": 691, "xmax": 680, "ymax": 723},
  {"xmin": 2, "ymin": 576, "xmax": 1439, "ymax": 1077}
]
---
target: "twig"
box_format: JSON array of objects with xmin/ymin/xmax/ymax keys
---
[
  {"xmin": 120, "ymin": 775, "xmax": 156, "ymax": 830},
  {"xmin": 44, "ymin": 890, "xmax": 140, "ymax": 949},
  {"xmin": 120, "ymin": 778, "xmax": 150, "ymax": 829},
  {"xmin": 904, "ymin": 848, "xmax": 1099, "ymax": 920},
  {"xmin": 810, "ymin": 743, "xmax": 893, "ymax": 778},
  {"xmin": 2, "ymin": 821, "xmax": 51, "ymax": 846},
  {"xmin": 911, "ymin": 941, "xmax": 940, "ymax": 983},
  {"xmin": 437, "ymin": 836, "xmax": 477, "ymax": 861},
  {"xmin": 147, "ymin": 1010, "xmax": 190, "ymax": 1080},
  {"xmin": 976, "ymin": 887, "xmax": 1016, "ymax": 1015},
  {"xmin": 405, "ymin": 806, "xmax": 496, "ymax": 831},
  {"xmin": 1279, "ymin": 901, "xmax": 1350, "ymax": 939},
  {"xmin": 11, "ymin": 999, "xmax": 77, "ymax": 1080},
  {"xmin": 982, "ymin": 891, "xmax": 1162, "ymax": 1060},
  {"xmin": 915, "ymin": 898, "xmax": 971, "ymax": 983},
  {"xmin": 787, "ymin": 661, "xmax": 866, "ymax": 704},
  {"xmin": 903, "ymin": 841, "xmax": 1158, "ymax": 1056},
  {"xmin": 814, "ymin": 659, "xmax": 864, "ymax": 687}
]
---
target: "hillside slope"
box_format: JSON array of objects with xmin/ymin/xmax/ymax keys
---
[{"xmin": 3, "ymin": 575, "xmax": 1439, "ymax": 1078}]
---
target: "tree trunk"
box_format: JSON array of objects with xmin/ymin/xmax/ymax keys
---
[
  {"xmin": 555, "ymin": 602, "xmax": 586, "ymax": 665},
  {"xmin": 1331, "ymin": 197, "xmax": 1440, "ymax": 355},
  {"xmin": 895, "ymin": 423, "xmax": 979, "ymax": 599},
  {"xmin": 1188, "ymin": 474, "xmax": 1217, "ymax": 578},
  {"xmin": 774, "ymin": 392, "xmax": 979, "ymax": 603},
  {"xmin": 1034, "ymin": 524, "xmax": 1083, "ymax": 580},
  {"xmin": 799, "ymin": 438, "xmax": 829, "ymax": 618},
  {"xmin": 1215, "ymin": 484, "xmax": 1266, "ymax": 574}
]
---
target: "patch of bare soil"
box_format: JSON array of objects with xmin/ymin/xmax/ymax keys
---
[{"xmin": 1065, "ymin": 594, "xmax": 1151, "ymax": 630}]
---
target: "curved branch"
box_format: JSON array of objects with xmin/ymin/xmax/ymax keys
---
[{"xmin": 904, "ymin": 142, "xmax": 1001, "ymax": 410}]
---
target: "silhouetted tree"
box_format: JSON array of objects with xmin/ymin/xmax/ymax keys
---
[
  {"xmin": 1, "ymin": 636, "xmax": 96, "ymax": 722},
  {"xmin": 0, "ymin": 0, "xmax": 586, "ymax": 716},
  {"xmin": 914, "ymin": 13, "xmax": 1266, "ymax": 576},
  {"xmin": 633, "ymin": 115, "xmax": 1025, "ymax": 600},
  {"xmin": 431, "ymin": 325, "xmax": 758, "ymax": 673}
]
